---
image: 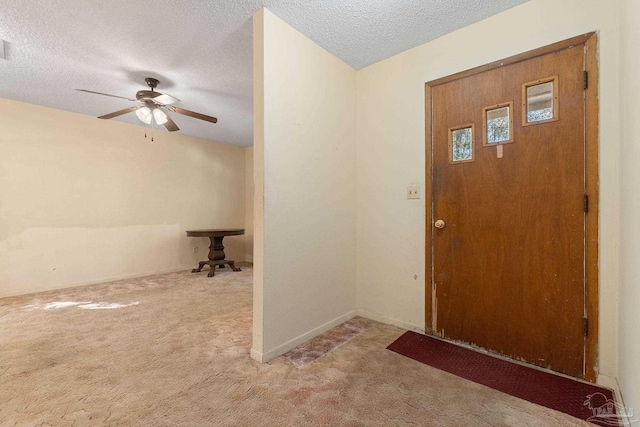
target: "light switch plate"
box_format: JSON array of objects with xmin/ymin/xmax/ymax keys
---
[
  {"xmin": 407, "ymin": 184, "xmax": 420, "ymax": 199},
  {"xmin": 0, "ymin": 40, "xmax": 5, "ymax": 60}
]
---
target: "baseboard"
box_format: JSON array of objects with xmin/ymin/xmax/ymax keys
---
[
  {"xmin": 597, "ymin": 374, "xmax": 635, "ymax": 426},
  {"xmin": 250, "ymin": 348, "xmax": 265, "ymax": 363},
  {"xmin": 237, "ymin": 261, "xmax": 253, "ymax": 268},
  {"xmin": 256, "ymin": 310, "xmax": 358, "ymax": 363},
  {"xmin": 598, "ymin": 373, "xmax": 618, "ymax": 390},
  {"xmin": 357, "ymin": 309, "xmax": 425, "ymax": 334}
]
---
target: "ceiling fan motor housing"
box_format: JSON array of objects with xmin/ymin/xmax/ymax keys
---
[{"xmin": 136, "ymin": 90, "xmax": 160, "ymax": 101}]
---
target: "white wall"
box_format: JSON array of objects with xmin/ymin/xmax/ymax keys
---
[
  {"xmin": 0, "ymin": 98, "xmax": 247, "ymax": 297},
  {"xmin": 618, "ymin": 0, "xmax": 640, "ymax": 414},
  {"xmin": 356, "ymin": 0, "xmax": 620, "ymax": 380},
  {"xmin": 252, "ymin": 8, "xmax": 357, "ymax": 362}
]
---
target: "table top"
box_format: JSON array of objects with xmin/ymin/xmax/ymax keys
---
[{"xmin": 186, "ymin": 228, "xmax": 245, "ymax": 238}]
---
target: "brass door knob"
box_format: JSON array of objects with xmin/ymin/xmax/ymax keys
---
[{"xmin": 435, "ymin": 220, "xmax": 446, "ymax": 229}]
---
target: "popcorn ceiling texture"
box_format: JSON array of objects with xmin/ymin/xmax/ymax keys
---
[
  {"xmin": 0, "ymin": 266, "xmax": 589, "ymax": 426},
  {"xmin": 265, "ymin": 0, "xmax": 529, "ymax": 70},
  {"xmin": 0, "ymin": 0, "xmax": 527, "ymax": 146}
]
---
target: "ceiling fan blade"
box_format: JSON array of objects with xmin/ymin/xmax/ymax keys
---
[
  {"xmin": 168, "ymin": 106, "xmax": 217, "ymax": 123},
  {"xmin": 163, "ymin": 114, "xmax": 180, "ymax": 132},
  {"xmin": 76, "ymin": 89, "xmax": 136, "ymax": 102},
  {"xmin": 98, "ymin": 106, "xmax": 138, "ymax": 120},
  {"xmin": 152, "ymin": 93, "xmax": 180, "ymax": 105}
]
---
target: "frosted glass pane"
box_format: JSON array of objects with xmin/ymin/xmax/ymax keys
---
[
  {"xmin": 452, "ymin": 127, "xmax": 473, "ymax": 162},
  {"xmin": 527, "ymin": 81, "xmax": 554, "ymax": 122},
  {"xmin": 486, "ymin": 106, "xmax": 510, "ymax": 143}
]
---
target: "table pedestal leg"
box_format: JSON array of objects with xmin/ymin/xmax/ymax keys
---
[
  {"xmin": 209, "ymin": 236, "xmax": 225, "ymax": 262},
  {"xmin": 191, "ymin": 261, "xmax": 208, "ymax": 273},
  {"xmin": 191, "ymin": 235, "xmax": 242, "ymax": 277}
]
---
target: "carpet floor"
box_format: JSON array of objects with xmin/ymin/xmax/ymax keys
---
[{"xmin": 0, "ymin": 267, "xmax": 593, "ymax": 426}]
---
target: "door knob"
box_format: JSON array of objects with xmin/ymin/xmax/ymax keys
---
[{"xmin": 435, "ymin": 220, "xmax": 446, "ymax": 229}]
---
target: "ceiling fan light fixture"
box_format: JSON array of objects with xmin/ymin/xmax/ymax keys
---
[
  {"xmin": 153, "ymin": 108, "xmax": 168, "ymax": 125},
  {"xmin": 82, "ymin": 78, "xmax": 216, "ymax": 132},
  {"xmin": 135, "ymin": 107, "xmax": 152, "ymax": 124}
]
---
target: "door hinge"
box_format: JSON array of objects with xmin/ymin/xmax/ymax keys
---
[
  {"xmin": 584, "ymin": 194, "xmax": 589, "ymax": 213},
  {"xmin": 583, "ymin": 70, "xmax": 589, "ymax": 90},
  {"xmin": 583, "ymin": 318, "xmax": 589, "ymax": 336}
]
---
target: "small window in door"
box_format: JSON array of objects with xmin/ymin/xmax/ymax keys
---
[
  {"xmin": 522, "ymin": 76, "xmax": 558, "ymax": 125},
  {"xmin": 449, "ymin": 124, "xmax": 475, "ymax": 164},
  {"xmin": 483, "ymin": 102, "xmax": 514, "ymax": 146}
]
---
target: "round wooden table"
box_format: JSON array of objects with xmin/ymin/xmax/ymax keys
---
[{"xmin": 186, "ymin": 228, "xmax": 245, "ymax": 277}]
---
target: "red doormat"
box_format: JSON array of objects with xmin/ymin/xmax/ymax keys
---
[{"xmin": 387, "ymin": 331, "xmax": 621, "ymax": 426}]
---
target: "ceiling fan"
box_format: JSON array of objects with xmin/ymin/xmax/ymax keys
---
[{"xmin": 77, "ymin": 77, "xmax": 217, "ymax": 132}]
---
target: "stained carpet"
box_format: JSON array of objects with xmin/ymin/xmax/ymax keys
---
[
  {"xmin": 0, "ymin": 267, "xmax": 594, "ymax": 426},
  {"xmin": 388, "ymin": 331, "xmax": 619, "ymax": 426},
  {"xmin": 281, "ymin": 320, "xmax": 367, "ymax": 369}
]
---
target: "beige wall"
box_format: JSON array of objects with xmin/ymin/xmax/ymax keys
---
[
  {"xmin": 252, "ymin": 9, "xmax": 358, "ymax": 362},
  {"xmin": 355, "ymin": 0, "xmax": 620, "ymax": 381},
  {"xmin": 244, "ymin": 146, "xmax": 254, "ymax": 262},
  {"xmin": 252, "ymin": 9, "xmax": 265, "ymax": 356},
  {"xmin": 618, "ymin": 0, "xmax": 639, "ymax": 414},
  {"xmin": 0, "ymin": 98, "xmax": 247, "ymax": 297}
]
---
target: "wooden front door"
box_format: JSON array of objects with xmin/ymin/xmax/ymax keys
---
[{"xmin": 427, "ymin": 35, "xmax": 598, "ymax": 379}]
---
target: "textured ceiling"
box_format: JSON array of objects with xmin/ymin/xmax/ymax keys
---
[{"xmin": 0, "ymin": 0, "xmax": 528, "ymax": 146}]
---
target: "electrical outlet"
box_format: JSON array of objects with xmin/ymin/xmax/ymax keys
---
[
  {"xmin": 407, "ymin": 184, "xmax": 421, "ymax": 199},
  {"xmin": 192, "ymin": 246, "xmax": 198, "ymax": 254}
]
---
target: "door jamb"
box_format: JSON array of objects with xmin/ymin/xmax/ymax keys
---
[{"xmin": 424, "ymin": 32, "xmax": 599, "ymax": 382}]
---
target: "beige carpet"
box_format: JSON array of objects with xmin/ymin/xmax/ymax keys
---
[{"xmin": 0, "ymin": 267, "xmax": 591, "ymax": 426}]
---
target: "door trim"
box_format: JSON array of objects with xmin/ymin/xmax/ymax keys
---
[{"xmin": 424, "ymin": 32, "xmax": 599, "ymax": 382}]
